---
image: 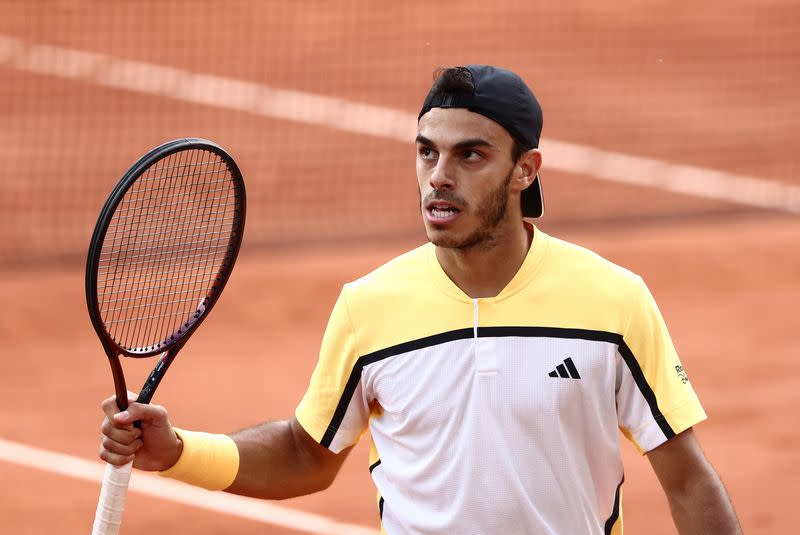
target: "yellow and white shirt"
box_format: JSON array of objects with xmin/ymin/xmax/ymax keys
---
[{"xmin": 296, "ymin": 227, "xmax": 706, "ymax": 535}]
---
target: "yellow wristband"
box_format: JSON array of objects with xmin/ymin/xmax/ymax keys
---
[{"xmin": 158, "ymin": 428, "xmax": 240, "ymax": 491}]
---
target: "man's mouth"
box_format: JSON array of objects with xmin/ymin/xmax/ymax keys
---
[{"xmin": 427, "ymin": 201, "xmax": 461, "ymax": 220}]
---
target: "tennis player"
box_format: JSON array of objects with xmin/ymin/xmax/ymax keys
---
[{"xmin": 99, "ymin": 65, "xmax": 742, "ymax": 534}]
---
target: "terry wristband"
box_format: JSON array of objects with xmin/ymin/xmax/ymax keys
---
[{"xmin": 158, "ymin": 428, "xmax": 240, "ymax": 490}]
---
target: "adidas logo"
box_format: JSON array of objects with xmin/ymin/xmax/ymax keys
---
[{"xmin": 548, "ymin": 357, "xmax": 581, "ymax": 379}]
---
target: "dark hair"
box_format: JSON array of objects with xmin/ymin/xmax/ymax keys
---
[
  {"xmin": 430, "ymin": 66, "xmax": 475, "ymax": 94},
  {"xmin": 510, "ymin": 139, "xmax": 528, "ymax": 163},
  {"xmin": 431, "ymin": 66, "xmax": 531, "ymax": 162}
]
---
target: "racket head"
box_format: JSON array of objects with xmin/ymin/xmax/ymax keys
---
[{"xmin": 86, "ymin": 138, "xmax": 246, "ymax": 359}]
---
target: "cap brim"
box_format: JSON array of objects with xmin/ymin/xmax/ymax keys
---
[{"xmin": 521, "ymin": 174, "xmax": 544, "ymax": 218}]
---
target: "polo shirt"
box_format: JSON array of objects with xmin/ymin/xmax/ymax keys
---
[{"xmin": 296, "ymin": 227, "xmax": 706, "ymax": 534}]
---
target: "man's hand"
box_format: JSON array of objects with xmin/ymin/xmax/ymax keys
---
[{"xmin": 99, "ymin": 394, "xmax": 183, "ymax": 472}]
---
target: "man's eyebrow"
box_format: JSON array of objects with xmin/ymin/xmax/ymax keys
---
[
  {"xmin": 452, "ymin": 138, "xmax": 495, "ymax": 151},
  {"xmin": 415, "ymin": 134, "xmax": 434, "ymax": 146},
  {"xmin": 414, "ymin": 135, "xmax": 495, "ymax": 150}
]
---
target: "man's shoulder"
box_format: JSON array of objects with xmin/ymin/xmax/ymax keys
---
[
  {"xmin": 536, "ymin": 230, "xmax": 649, "ymax": 312},
  {"xmin": 531, "ymin": 231, "xmax": 653, "ymax": 332},
  {"xmin": 541, "ymin": 231, "xmax": 642, "ymax": 286}
]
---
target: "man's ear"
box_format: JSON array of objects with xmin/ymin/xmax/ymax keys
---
[{"xmin": 517, "ymin": 148, "xmax": 542, "ymax": 190}]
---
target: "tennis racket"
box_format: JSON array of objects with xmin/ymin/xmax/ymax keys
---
[{"xmin": 86, "ymin": 138, "xmax": 246, "ymax": 535}]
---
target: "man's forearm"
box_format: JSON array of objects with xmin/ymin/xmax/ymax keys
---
[
  {"xmin": 667, "ymin": 468, "xmax": 742, "ymax": 535},
  {"xmin": 225, "ymin": 419, "xmax": 341, "ymax": 500}
]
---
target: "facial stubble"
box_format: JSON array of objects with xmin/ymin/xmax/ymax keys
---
[{"xmin": 420, "ymin": 167, "xmax": 513, "ymax": 252}]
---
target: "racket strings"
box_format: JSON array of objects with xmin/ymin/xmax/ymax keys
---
[
  {"xmin": 99, "ymin": 197, "xmax": 237, "ymax": 230},
  {"xmin": 95, "ymin": 213, "xmax": 238, "ymax": 249},
  {"xmin": 100, "ymin": 271, "xmax": 221, "ymax": 305},
  {"xmin": 101, "ymin": 283, "xmax": 219, "ymax": 313},
  {"xmin": 98, "ymin": 250, "xmax": 228, "ymax": 275},
  {"xmin": 97, "ymin": 148, "xmax": 241, "ymax": 351},
  {"xmin": 119, "ymin": 175, "xmax": 235, "ymax": 195},
  {"xmin": 98, "ymin": 235, "xmax": 232, "ymax": 264},
  {"xmin": 132, "ymin": 159, "xmax": 221, "ymax": 176},
  {"xmin": 145, "ymin": 149, "xmax": 229, "ymax": 349},
  {"xmin": 110, "ymin": 149, "xmax": 226, "ymax": 349},
  {"xmin": 104, "ymin": 152, "xmax": 187, "ymax": 349}
]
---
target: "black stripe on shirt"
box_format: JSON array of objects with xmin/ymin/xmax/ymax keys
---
[
  {"xmin": 488, "ymin": 326, "xmax": 676, "ymax": 440},
  {"xmin": 477, "ymin": 326, "xmax": 622, "ymax": 344},
  {"xmin": 320, "ymin": 326, "xmax": 674, "ymax": 447},
  {"xmin": 320, "ymin": 328, "xmax": 474, "ymax": 447},
  {"xmin": 604, "ymin": 474, "xmax": 625, "ymax": 534},
  {"xmin": 369, "ymin": 459, "xmax": 382, "ymax": 473},
  {"xmin": 618, "ymin": 341, "xmax": 676, "ymax": 439}
]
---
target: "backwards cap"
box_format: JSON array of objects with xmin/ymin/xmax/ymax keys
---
[{"xmin": 418, "ymin": 65, "xmax": 544, "ymax": 218}]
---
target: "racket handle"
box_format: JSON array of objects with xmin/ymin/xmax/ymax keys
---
[{"xmin": 91, "ymin": 461, "xmax": 133, "ymax": 535}]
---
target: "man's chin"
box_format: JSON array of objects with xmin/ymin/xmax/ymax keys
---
[
  {"xmin": 426, "ymin": 230, "xmax": 454, "ymax": 248},
  {"xmin": 426, "ymin": 223, "xmax": 499, "ymax": 252},
  {"xmin": 426, "ymin": 228, "xmax": 469, "ymax": 249}
]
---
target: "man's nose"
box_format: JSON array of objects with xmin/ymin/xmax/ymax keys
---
[{"xmin": 429, "ymin": 157, "xmax": 455, "ymax": 190}]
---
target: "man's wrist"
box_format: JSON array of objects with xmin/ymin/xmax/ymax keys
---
[
  {"xmin": 158, "ymin": 428, "xmax": 239, "ymax": 490},
  {"xmin": 161, "ymin": 429, "xmax": 184, "ymax": 471}
]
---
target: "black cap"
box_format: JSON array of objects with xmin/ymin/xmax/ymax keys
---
[{"xmin": 418, "ymin": 65, "xmax": 544, "ymax": 218}]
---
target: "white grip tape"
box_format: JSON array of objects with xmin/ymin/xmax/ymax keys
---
[{"xmin": 91, "ymin": 461, "xmax": 133, "ymax": 535}]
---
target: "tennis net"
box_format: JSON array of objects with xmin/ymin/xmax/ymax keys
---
[{"xmin": 1, "ymin": 1, "xmax": 798, "ymax": 266}]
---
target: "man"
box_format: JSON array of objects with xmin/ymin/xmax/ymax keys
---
[{"xmin": 100, "ymin": 65, "xmax": 742, "ymax": 534}]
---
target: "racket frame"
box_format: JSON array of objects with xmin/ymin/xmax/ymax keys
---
[{"xmin": 85, "ymin": 137, "xmax": 246, "ymax": 408}]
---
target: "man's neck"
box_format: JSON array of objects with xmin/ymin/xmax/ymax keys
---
[{"xmin": 435, "ymin": 221, "xmax": 533, "ymax": 299}]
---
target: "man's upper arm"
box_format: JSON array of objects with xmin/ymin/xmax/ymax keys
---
[
  {"xmin": 290, "ymin": 417, "xmax": 352, "ymax": 484},
  {"xmin": 647, "ymin": 428, "xmax": 711, "ymax": 491}
]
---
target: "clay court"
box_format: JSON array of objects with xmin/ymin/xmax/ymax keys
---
[{"xmin": 1, "ymin": 1, "xmax": 798, "ymax": 533}]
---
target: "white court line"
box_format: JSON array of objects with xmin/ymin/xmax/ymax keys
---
[
  {"xmin": 1, "ymin": 33, "xmax": 798, "ymax": 214},
  {"xmin": 0, "ymin": 437, "xmax": 376, "ymax": 535}
]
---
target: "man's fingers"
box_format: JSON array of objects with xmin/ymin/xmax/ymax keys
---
[
  {"xmin": 100, "ymin": 393, "xmax": 135, "ymax": 418},
  {"xmin": 101, "ymin": 418, "xmax": 141, "ymax": 442},
  {"xmin": 100, "ymin": 391, "xmax": 140, "ymax": 419},
  {"xmin": 101, "ymin": 435, "xmax": 142, "ymax": 457},
  {"xmin": 111, "ymin": 402, "xmax": 169, "ymax": 428},
  {"xmin": 98, "ymin": 445, "xmax": 135, "ymax": 467},
  {"xmin": 101, "ymin": 395, "xmax": 121, "ymax": 419}
]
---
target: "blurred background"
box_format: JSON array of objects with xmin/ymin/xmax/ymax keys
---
[{"xmin": 0, "ymin": 1, "xmax": 798, "ymax": 533}]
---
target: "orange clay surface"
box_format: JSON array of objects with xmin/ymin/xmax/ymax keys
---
[
  {"xmin": 1, "ymin": 1, "xmax": 798, "ymax": 533},
  {"xmin": 1, "ymin": 215, "xmax": 799, "ymax": 534}
]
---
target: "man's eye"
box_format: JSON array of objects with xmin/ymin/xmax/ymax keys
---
[
  {"xmin": 463, "ymin": 150, "xmax": 482, "ymax": 161},
  {"xmin": 419, "ymin": 147, "xmax": 437, "ymax": 160}
]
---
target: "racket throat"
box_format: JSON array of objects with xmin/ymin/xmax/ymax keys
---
[
  {"xmin": 137, "ymin": 348, "xmax": 180, "ymax": 404},
  {"xmin": 107, "ymin": 355, "xmax": 130, "ymax": 412}
]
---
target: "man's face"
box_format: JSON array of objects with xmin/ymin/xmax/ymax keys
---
[{"xmin": 416, "ymin": 108, "xmax": 519, "ymax": 251}]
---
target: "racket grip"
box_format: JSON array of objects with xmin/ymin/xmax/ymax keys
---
[{"xmin": 91, "ymin": 461, "xmax": 133, "ymax": 535}]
